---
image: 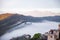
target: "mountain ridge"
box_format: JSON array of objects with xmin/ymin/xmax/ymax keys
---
[{"xmin": 0, "ymin": 13, "xmax": 60, "ymax": 36}]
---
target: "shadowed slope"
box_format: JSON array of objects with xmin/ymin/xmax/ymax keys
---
[{"xmin": 0, "ymin": 13, "xmax": 26, "ymax": 36}]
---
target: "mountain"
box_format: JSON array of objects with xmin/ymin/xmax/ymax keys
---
[
  {"xmin": 0, "ymin": 13, "xmax": 60, "ymax": 36},
  {"xmin": 0, "ymin": 13, "xmax": 26, "ymax": 36},
  {"xmin": 24, "ymin": 16, "xmax": 60, "ymax": 22}
]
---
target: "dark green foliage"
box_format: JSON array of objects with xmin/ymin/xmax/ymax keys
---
[{"xmin": 31, "ymin": 33, "xmax": 41, "ymax": 40}]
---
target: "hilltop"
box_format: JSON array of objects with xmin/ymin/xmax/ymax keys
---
[{"xmin": 0, "ymin": 13, "xmax": 13, "ymax": 21}]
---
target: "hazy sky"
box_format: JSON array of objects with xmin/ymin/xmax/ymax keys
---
[{"xmin": 0, "ymin": 0, "xmax": 60, "ymax": 13}]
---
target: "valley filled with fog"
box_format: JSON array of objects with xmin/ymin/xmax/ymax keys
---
[{"xmin": 0, "ymin": 21, "xmax": 60, "ymax": 40}]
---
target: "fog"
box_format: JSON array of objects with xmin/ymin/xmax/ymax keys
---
[{"xmin": 0, "ymin": 21, "xmax": 60, "ymax": 40}]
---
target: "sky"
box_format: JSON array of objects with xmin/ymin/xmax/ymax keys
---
[{"xmin": 0, "ymin": 0, "xmax": 60, "ymax": 15}]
